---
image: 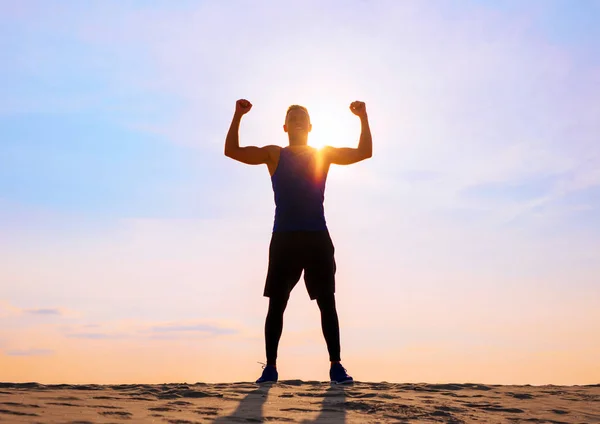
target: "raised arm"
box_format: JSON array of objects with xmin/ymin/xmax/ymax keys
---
[
  {"xmin": 324, "ymin": 101, "xmax": 372, "ymax": 165},
  {"xmin": 224, "ymin": 99, "xmax": 276, "ymax": 165}
]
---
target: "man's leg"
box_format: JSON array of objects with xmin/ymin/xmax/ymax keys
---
[
  {"xmin": 316, "ymin": 292, "xmax": 341, "ymax": 363},
  {"xmin": 265, "ymin": 293, "xmax": 290, "ymax": 367},
  {"xmin": 317, "ymin": 292, "xmax": 353, "ymax": 383}
]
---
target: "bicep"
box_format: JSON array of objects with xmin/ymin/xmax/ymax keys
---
[
  {"xmin": 225, "ymin": 146, "xmax": 271, "ymax": 165},
  {"xmin": 324, "ymin": 147, "xmax": 369, "ymax": 165}
]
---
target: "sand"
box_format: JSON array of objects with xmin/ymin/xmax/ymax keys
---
[{"xmin": 0, "ymin": 381, "xmax": 598, "ymax": 423}]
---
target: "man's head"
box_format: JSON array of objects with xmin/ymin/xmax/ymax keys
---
[{"xmin": 284, "ymin": 105, "xmax": 312, "ymax": 145}]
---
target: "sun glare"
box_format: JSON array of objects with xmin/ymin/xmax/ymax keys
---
[{"xmin": 308, "ymin": 106, "xmax": 360, "ymax": 150}]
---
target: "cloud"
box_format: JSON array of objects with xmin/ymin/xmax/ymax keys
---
[
  {"xmin": 61, "ymin": 320, "xmax": 241, "ymax": 342},
  {"xmin": 66, "ymin": 332, "xmax": 125, "ymax": 340},
  {"xmin": 149, "ymin": 324, "xmax": 237, "ymax": 336},
  {"xmin": 1, "ymin": 302, "xmax": 65, "ymax": 318},
  {"xmin": 5, "ymin": 348, "xmax": 53, "ymax": 357},
  {"xmin": 0, "ymin": 302, "xmax": 76, "ymax": 319},
  {"xmin": 24, "ymin": 308, "xmax": 63, "ymax": 316}
]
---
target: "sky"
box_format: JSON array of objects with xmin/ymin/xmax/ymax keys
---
[{"xmin": 1, "ymin": 0, "xmax": 599, "ymax": 385}]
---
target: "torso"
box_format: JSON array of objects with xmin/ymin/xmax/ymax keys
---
[
  {"xmin": 266, "ymin": 145, "xmax": 330, "ymax": 177},
  {"xmin": 269, "ymin": 145, "xmax": 330, "ymax": 232}
]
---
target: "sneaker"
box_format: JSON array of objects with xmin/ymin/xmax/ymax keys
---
[
  {"xmin": 330, "ymin": 363, "xmax": 354, "ymax": 384},
  {"xmin": 256, "ymin": 364, "xmax": 278, "ymax": 384}
]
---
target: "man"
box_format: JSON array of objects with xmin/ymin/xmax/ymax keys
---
[{"xmin": 224, "ymin": 99, "xmax": 372, "ymax": 384}]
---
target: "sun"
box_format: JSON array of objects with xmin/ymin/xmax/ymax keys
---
[{"xmin": 307, "ymin": 105, "xmax": 360, "ymax": 150}]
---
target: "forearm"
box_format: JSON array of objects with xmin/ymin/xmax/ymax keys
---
[
  {"xmin": 224, "ymin": 113, "xmax": 243, "ymax": 156},
  {"xmin": 358, "ymin": 116, "xmax": 372, "ymax": 158}
]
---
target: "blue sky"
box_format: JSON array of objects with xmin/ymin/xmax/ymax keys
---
[{"xmin": 1, "ymin": 0, "xmax": 599, "ymax": 384}]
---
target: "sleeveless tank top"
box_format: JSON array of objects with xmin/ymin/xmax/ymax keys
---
[{"xmin": 271, "ymin": 146, "xmax": 328, "ymax": 232}]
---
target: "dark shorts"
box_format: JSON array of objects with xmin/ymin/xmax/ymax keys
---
[{"xmin": 264, "ymin": 230, "xmax": 336, "ymax": 300}]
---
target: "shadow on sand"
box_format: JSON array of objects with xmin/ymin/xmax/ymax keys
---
[
  {"xmin": 211, "ymin": 383, "xmax": 347, "ymax": 423},
  {"xmin": 302, "ymin": 385, "xmax": 348, "ymax": 423},
  {"xmin": 212, "ymin": 384, "xmax": 273, "ymax": 423}
]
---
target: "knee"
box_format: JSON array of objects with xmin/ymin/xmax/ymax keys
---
[
  {"xmin": 316, "ymin": 292, "xmax": 336, "ymax": 312},
  {"xmin": 268, "ymin": 295, "xmax": 289, "ymax": 316}
]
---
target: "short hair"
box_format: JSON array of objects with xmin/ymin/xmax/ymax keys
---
[{"xmin": 286, "ymin": 105, "xmax": 309, "ymax": 119}]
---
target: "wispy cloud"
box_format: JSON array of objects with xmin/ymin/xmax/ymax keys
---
[
  {"xmin": 61, "ymin": 320, "xmax": 241, "ymax": 341},
  {"xmin": 0, "ymin": 302, "xmax": 74, "ymax": 319},
  {"xmin": 24, "ymin": 308, "xmax": 63, "ymax": 316},
  {"xmin": 5, "ymin": 348, "xmax": 53, "ymax": 357},
  {"xmin": 0, "ymin": 301, "xmax": 76, "ymax": 322},
  {"xmin": 149, "ymin": 324, "xmax": 237, "ymax": 336},
  {"xmin": 83, "ymin": 323, "xmax": 100, "ymax": 328},
  {"xmin": 66, "ymin": 332, "xmax": 125, "ymax": 340}
]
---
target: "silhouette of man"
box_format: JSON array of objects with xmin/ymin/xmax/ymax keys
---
[{"xmin": 224, "ymin": 99, "xmax": 372, "ymax": 384}]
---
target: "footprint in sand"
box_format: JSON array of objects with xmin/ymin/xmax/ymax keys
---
[
  {"xmin": 507, "ymin": 392, "xmax": 534, "ymax": 399},
  {"xmin": 193, "ymin": 406, "xmax": 220, "ymax": 416},
  {"xmin": 168, "ymin": 400, "xmax": 194, "ymax": 406},
  {"xmin": 46, "ymin": 402, "xmax": 80, "ymax": 407},
  {"xmin": 52, "ymin": 396, "xmax": 82, "ymax": 401},
  {"xmin": 0, "ymin": 401, "xmax": 41, "ymax": 408},
  {"xmin": 281, "ymin": 407, "xmax": 318, "ymax": 413},
  {"xmin": 98, "ymin": 410, "xmax": 133, "ymax": 418},
  {"xmin": 0, "ymin": 408, "xmax": 40, "ymax": 417},
  {"xmin": 149, "ymin": 406, "xmax": 175, "ymax": 412},
  {"xmin": 88, "ymin": 404, "xmax": 124, "ymax": 409}
]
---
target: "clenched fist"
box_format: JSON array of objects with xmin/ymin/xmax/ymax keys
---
[
  {"xmin": 236, "ymin": 99, "xmax": 253, "ymax": 115},
  {"xmin": 350, "ymin": 101, "xmax": 367, "ymax": 118}
]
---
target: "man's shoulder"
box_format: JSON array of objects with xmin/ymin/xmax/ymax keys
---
[
  {"xmin": 264, "ymin": 145, "xmax": 282, "ymax": 159},
  {"xmin": 264, "ymin": 145, "xmax": 282, "ymax": 153}
]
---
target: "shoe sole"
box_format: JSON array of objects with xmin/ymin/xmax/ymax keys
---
[{"xmin": 330, "ymin": 379, "xmax": 354, "ymax": 385}]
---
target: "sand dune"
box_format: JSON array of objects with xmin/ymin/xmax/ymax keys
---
[{"xmin": 0, "ymin": 381, "xmax": 598, "ymax": 423}]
